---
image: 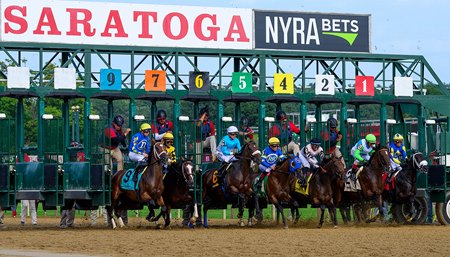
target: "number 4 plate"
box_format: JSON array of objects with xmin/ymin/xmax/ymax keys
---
[{"xmin": 315, "ymin": 75, "xmax": 335, "ymax": 95}]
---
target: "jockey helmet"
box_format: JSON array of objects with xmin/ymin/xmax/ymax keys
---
[
  {"xmin": 113, "ymin": 115, "xmax": 124, "ymax": 127},
  {"xmin": 276, "ymin": 110, "xmax": 287, "ymax": 121},
  {"xmin": 327, "ymin": 117, "xmax": 338, "ymax": 128},
  {"xmin": 393, "ymin": 133, "xmax": 404, "ymax": 141},
  {"xmin": 156, "ymin": 109, "xmax": 167, "ymax": 120},
  {"xmin": 269, "ymin": 137, "xmax": 280, "ymax": 146},
  {"xmin": 240, "ymin": 116, "xmax": 249, "ymax": 126},
  {"xmin": 163, "ymin": 132, "xmax": 174, "ymax": 140},
  {"xmin": 140, "ymin": 123, "xmax": 151, "ymax": 132},
  {"xmin": 310, "ymin": 138, "xmax": 321, "ymax": 145},
  {"xmin": 227, "ymin": 126, "xmax": 238, "ymax": 134},
  {"xmin": 365, "ymin": 134, "xmax": 376, "ymax": 144},
  {"xmin": 199, "ymin": 106, "xmax": 209, "ymax": 116}
]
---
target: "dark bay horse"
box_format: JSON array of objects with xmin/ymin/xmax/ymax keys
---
[
  {"xmin": 202, "ymin": 140, "xmax": 261, "ymax": 227},
  {"xmin": 309, "ymin": 155, "xmax": 346, "ymax": 228},
  {"xmin": 152, "ymin": 157, "xmax": 195, "ymax": 226},
  {"xmin": 107, "ymin": 142, "xmax": 168, "ymax": 229},
  {"xmin": 383, "ymin": 152, "xmax": 428, "ymax": 223},
  {"xmin": 255, "ymin": 155, "xmax": 302, "ymax": 228},
  {"xmin": 342, "ymin": 147, "xmax": 391, "ymax": 223}
]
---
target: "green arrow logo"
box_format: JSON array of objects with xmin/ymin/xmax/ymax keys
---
[{"xmin": 323, "ymin": 32, "xmax": 358, "ymax": 46}]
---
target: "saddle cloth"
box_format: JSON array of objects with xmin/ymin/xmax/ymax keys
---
[
  {"xmin": 344, "ymin": 167, "xmax": 362, "ymax": 192},
  {"xmin": 294, "ymin": 175, "xmax": 311, "ymax": 196},
  {"xmin": 120, "ymin": 168, "xmax": 145, "ymax": 191}
]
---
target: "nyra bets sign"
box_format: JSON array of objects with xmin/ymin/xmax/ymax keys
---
[{"xmin": 0, "ymin": 0, "xmax": 252, "ymax": 50}]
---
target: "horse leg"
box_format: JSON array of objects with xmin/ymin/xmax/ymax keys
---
[
  {"xmin": 237, "ymin": 193, "xmax": 245, "ymax": 227},
  {"xmin": 155, "ymin": 196, "xmax": 170, "ymax": 228},
  {"xmin": 271, "ymin": 197, "xmax": 287, "ymax": 229},
  {"xmin": 329, "ymin": 206, "xmax": 338, "ymax": 228},
  {"xmin": 317, "ymin": 205, "xmax": 326, "ymax": 228},
  {"xmin": 247, "ymin": 195, "xmax": 255, "ymax": 226},
  {"xmin": 254, "ymin": 195, "xmax": 263, "ymax": 223},
  {"xmin": 203, "ymin": 205, "xmax": 209, "ymax": 228},
  {"xmin": 295, "ymin": 208, "xmax": 300, "ymax": 224}
]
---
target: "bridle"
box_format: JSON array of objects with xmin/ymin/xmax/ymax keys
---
[
  {"xmin": 148, "ymin": 142, "xmax": 167, "ymax": 166},
  {"xmin": 411, "ymin": 152, "xmax": 428, "ymax": 173}
]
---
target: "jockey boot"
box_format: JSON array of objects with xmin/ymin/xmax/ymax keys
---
[
  {"xmin": 386, "ymin": 171, "xmax": 393, "ymax": 184},
  {"xmin": 254, "ymin": 172, "xmax": 267, "ymax": 191},
  {"xmin": 350, "ymin": 167, "xmax": 358, "ymax": 182}
]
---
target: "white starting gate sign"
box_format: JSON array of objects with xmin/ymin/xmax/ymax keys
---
[
  {"xmin": 7, "ymin": 67, "xmax": 30, "ymax": 89},
  {"xmin": 54, "ymin": 68, "xmax": 76, "ymax": 90},
  {"xmin": 394, "ymin": 77, "xmax": 413, "ymax": 97},
  {"xmin": 315, "ymin": 75, "xmax": 335, "ymax": 95}
]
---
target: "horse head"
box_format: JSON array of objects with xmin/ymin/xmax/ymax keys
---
[
  {"xmin": 180, "ymin": 156, "xmax": 195, "ymax": 187},
  {"xmin": 321, "ymin": 155, "xmax": 346, "ymax": 177},
  {"xmin": 237, "ymin": 140, "xmax": 262, "ymax": 165},
  {"xmin": 288, "ymin": 155, "xmax": 303, "ymax": 174},
  {"xmin": 410, "ymin": 151, "xmax": 428, "ymax": 173},
  {"xmin": 150, "ymin": 141, "xmax": 168, "ymax": 166},
  {"xmin": 368, "ymin": 147, "xmax": 391, "ymax": 173}
]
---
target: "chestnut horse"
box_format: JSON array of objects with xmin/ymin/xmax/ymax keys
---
[
  {"xmin": 254, "ymin": 155, "xmax": 303, "ymax": 228},
  {"xmin": 107, "ymin": 142, "xmax": 168, "ymax": 228},
  {"xmin": 202, "ymin": 140, "xmax": 261, "ymax": 227}
]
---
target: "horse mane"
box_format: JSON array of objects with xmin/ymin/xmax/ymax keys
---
[
  {"xmin": 235, "ymin": 140, "xmax": 255, "ymax": 158},
  {"xmin": 368, "ymin": 145, "xmax": 387, "ymax": 163}
]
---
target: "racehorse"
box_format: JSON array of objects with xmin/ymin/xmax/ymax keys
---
[
  {"xmin": 254, "ymin": 155, "xmax": 303, "ymax": 229},
  {"xmin": 151, "ymin": 157, "xmax": 196, "ymax": 227},
  {"xmin": 202, "ymin": 140, "xmax": 261, "ymax": 227},
  {"xmin": 309, "ymin": 155, "xmax": 346, "ymax": 228},
  {"xmin": 383, "ymin": 152, "xmax": 428, "ymax": 223},
  {"xmin": 107, "ymin": 142, "xmax": 168, "ymax": 229},
  {"xmin": 342, "ymin": 146, "xmax": 391, "ymax": 223}
]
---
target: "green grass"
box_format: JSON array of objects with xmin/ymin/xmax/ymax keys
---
[{"xmin": 10, "ymin": 202, "xmax": 321, "ymax": 221}]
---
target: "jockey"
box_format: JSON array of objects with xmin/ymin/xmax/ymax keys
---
[
  {"xmin": 128, "ymin": 123, "xmax": 152, "ymax": 182},
  {"xmin": 388, "ymin": 133, "xmax": 407, "ymax": 181},
  {"xmin": 349, "ymin": 133, "xmax": 377, "ymax": 181},
  {"xmin": 163, "ymin": 132, "xmax": 176, "ymax": 165},
  {"xmin": 255, "ymin": 137, "xmax": 285, "ymax": 190},
  {"xmin": 239, "ymin": 116, "xmax": 254, "ymax": 142},
  {"xmin": 298, "ymin": 138, "xmax": 324, "ymax": 186},
  {"xmin": 268, "ymin": 110, "xmax": 303, "ymax": 156},
  {"xmin": 153, "ymin": 109, "xmax": 174, "ymax": 142},
  {"xmin": 216, "ymin": 126, "xmax": 242, "ymax": 164}
]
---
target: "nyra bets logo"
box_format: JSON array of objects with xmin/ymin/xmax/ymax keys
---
[
  {"xmin": 321, "ymin": 19, "xmax": 359, "ymax": 46},
  {"xmin": 266, "ymin": 153, "xmax": 278, "ymax": 163},
  {"xmin": 254, "ymin": 11, "xmax": 370, "ymax": 53}
]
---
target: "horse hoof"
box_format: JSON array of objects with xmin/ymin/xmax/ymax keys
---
[
  {"xmin": 317, "ymin": 224, "xmax": 322, "ymax": 229},
  {"xmin": 188, "ymin": 223, "xmax": 194, "ymax": 229},
  {"xmin": 203, "ymin": 225, "xmax": 209, "ymax": 229},
  {"xmin": 283, "ymin": 225, "xmax": 289, "ymax": 229},
  {"xmin": 239, "ymin": 222, "xmax": 245, "ymax": 227},
  {"xmin": 333, "ymin": 225, "xmax": 338, "ymax": 229}
]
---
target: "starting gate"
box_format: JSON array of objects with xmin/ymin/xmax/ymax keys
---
[{"xmin": 0, "ymin": 114, "xmax": 16, "ymax": 208}]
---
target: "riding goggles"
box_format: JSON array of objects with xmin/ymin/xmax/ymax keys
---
[
  {"xmin": 229, "ymin": 133, "xmax": 238, "ymax": 136},
  {"xmin": 165, "ymin": 140, "xmax": 174, "ymax": 144},
  {"xmin": 270, "ymin": 144, "xmax": 280, "ymax": 147},
  {"xmin": 143, "ymin": 129, "xmax": 151, "ymax": 133}
]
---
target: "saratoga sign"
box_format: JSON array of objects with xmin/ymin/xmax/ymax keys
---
[
  {"xmin": 0, "ymin": 0, "xmax": 252, "ymax": 49},
  {"xmin": 0, "ymin": 0, "xmax": 370, "ymax": 53}
]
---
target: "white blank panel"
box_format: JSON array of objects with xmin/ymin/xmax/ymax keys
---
[
  {"xmin": 7, "ymin": 67, "xmax": 30, "ymax": 89},
  {"xmin": 315, "ymin": 75, "xmax": 335, "ymax": 95},
  {"xmin": 54, "ymin": 68, "xmax": 76, "ymax": 90},
  {"xmin": 394, "ymin": 77, "xmax": 413, "ymax": 97}
]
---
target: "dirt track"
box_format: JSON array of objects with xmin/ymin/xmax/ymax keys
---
[{"xmin": 1, "ymin": 217, "xmax": 449, "ymax": 257}]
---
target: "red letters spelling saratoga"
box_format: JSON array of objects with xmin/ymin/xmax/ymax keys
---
[{"xmin": 0, "ymin": 0, "xmax": 252, "ymax": 50}]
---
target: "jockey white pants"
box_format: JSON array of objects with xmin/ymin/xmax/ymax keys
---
[
  {"xmin": 216, "ymin": 151, "xmax": 235, "ymax": 163},
  {"xmin": 390, "ymin": 159, "xmax": 402, "ymax": 172},
  {"xmin": 282, "ymin": 141, "xmax": 300, "ymax": 156},
  {"xmin": 129, "ymin": 152, "xmax": 146, "ymax": 162},
  {"xmin": 20, "ymin": 200, "xmax": 37, "ymax": 225},
  {"xmin": 298, "ymin": 153, "xmax": 318, "ymax": 169}
]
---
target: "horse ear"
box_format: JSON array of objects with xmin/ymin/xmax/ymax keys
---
[{"xmin": 181, "ymin": 156, "xmax": 186, "ymax": 161}]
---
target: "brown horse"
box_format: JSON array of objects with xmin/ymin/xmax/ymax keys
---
[
  {"xmin": 308, "ymin": 155, "xmax": 346, "ymax": 228},
  {"xmin": 151, "ymin": 157, "xmax": 195, "ymax": 226},
  {"xmin": 202, "ymin": 140, "xmax": 261, "ymax": 227},
  {"xmin": 383, "ymin": 152, "xmax": 428, "ymax": 223},
  {"xmin": 342, "ymin": 147, "xmax": 391, "ymax": 223},
  {"xmin": 254, "ymin": 155, "xmax": 303, "ymax": 228},
  {"xmin": 107, "ymin": 142, "xmax": 168, "ymax": 228}
]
